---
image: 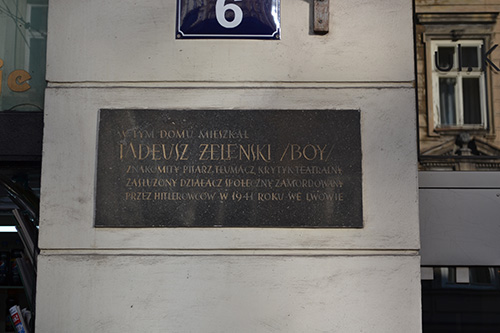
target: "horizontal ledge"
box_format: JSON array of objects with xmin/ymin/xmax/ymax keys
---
[
  {"xmin": 46, "ymin": 81, "xmax": 415, "ymax": 90},
  {"xmin": 416, "ymin": 12, "xmax": 499, "ymax": 25},
  {"xmin": 39, "ymin": 249, "xmax": 420, "ymax": 257},
  {"xmin": 419, "ymin": 171, "xmax": 500, "ymax": 188}
]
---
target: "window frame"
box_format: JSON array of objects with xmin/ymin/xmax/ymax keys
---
[
  {"xmin": 430, "ymin": 39, "xmax": 488, "ymax": 130},
  {"xmin": 417, "ymin": 12, "xmax": 498, "ymax": 138}
]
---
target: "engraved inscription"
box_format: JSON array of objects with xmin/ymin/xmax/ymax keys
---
[{"xmin": 95, "ymin": 110, "xmax": 362, "ymax": 228}]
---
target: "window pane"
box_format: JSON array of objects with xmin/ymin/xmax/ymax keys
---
[
  {"xmin": 29, "ymin": 5, "xmax": 48, "ymax": 32},
  {"xmin": 470, "ymin": 267, "xmax": 492, "ymax": 284},
  {"xmin": 445, "ymin": 267, "xmax": 456, "ymax": 283},
  {"xmin": 439, "ymin": 78, "xmax": 457, "ymax": 125},
  {"xmin": 28, "ymin": 38, "xmax": 46, "ymax": 101},
  {"xmin": 0, "ymin": 1, "xmax": 48, "ymax": 111},
  {"xmin": 437, "ymin": 47, "xmax": 455, "ymax": 70},
  {"xmin": 461, "ymin": 46, "xmax": 479, "ymax": 69},
  {"xmin": 422, "ymin": 267, "xmax": 500, "ymax": 331},
  {"xmin": 463, "ymin": 78, "xmax": 482, "ymax": 125}
]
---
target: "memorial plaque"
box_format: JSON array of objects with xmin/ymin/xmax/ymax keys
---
[{"xmin": 95, "ymin": 110, "xmax": 362, "ymax": 228}]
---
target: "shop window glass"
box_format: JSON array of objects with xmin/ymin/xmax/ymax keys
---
[
  {"xmin": 0, "ymin": 0, "xmax": 48, "ymax": 111},
  {"xmin": 422, "ymin": 267, "xmax": 500, "ymax": 331}
]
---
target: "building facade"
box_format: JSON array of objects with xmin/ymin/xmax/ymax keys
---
[
  {"xmin": 416, "ymin": 0, "xmax": 500, "ymax": 171},
  {"xmin": 13, "ymin": 0, "xmax": 500, "ymax": 331},
  {"xmin": 416, "ymin": 1, "xmax": 500, "ymax": 331},
  {"xmin": 33, "ymin": 0, "xmax": 421, "ymax": 332}
]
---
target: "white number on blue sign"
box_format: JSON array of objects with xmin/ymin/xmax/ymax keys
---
[{"xmin": 215, "ymin": 0, "xmax": 243, "ymax": 28}]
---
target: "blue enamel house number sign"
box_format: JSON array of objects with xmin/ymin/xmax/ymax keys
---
[{"xmin": 177, "ymin": 0, "xmax": 280, "ymax": 39}]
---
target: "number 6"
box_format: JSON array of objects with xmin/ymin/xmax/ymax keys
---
[{"xmin": 215, "ymin": 0, "xmax": 243, "ymax": 29}]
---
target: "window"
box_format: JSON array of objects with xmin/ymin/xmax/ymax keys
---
[
  {"xmin": 0, "ymin": 0, "xmax": 48, "ymax": 111},
  {"xmin": 431, "ymin": 40, "xmax": 487, "ymax": 129},
  {"xmin": 437, "ymin": 267, "xmax": 498, "ymax": 289},
  {"xmin": 422, "ymin": 266, "xmax": 500, "ymax": 331},
  {"xmin": 25, "ymin": 4, "xmax": 48, "ymax": 101},
  {"xmin": 416, "ymin": 12, "xmax": 500, "ymax": 168}
]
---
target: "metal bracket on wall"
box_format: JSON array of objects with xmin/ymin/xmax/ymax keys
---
[{"xmin": 313, "ymin": 0, "xmax": 329, "ymax": 34}]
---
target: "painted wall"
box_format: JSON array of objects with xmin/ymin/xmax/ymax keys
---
[
  {"xmin": 36, "ymin": 0, "xmax": 420, "ymax": 331},
  {"xmin": 420, "ymin": 171, "xmax": 500, "ymax": 266}
]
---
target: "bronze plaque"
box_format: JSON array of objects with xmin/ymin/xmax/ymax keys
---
[{"xmin": 95, "ymin": 110, "xmax": 362, "ymax": 228}]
